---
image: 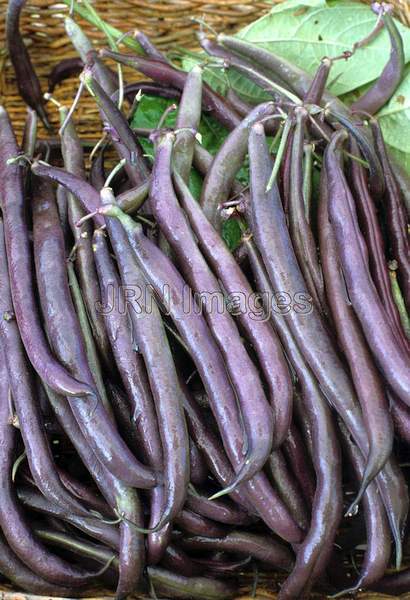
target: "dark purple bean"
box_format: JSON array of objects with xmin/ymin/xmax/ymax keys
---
[
  {"xmin": 134, "ymin": 29, "xmax": 168, "ymax": 62},
  {"xmin": 288, "ymin": 106, "xmax": 325, "ymax": 312},
  {"xmin": 189, "ymin": 439, "xmax": 209, "ymax": 486},
  {"xmin": 218, "ymin": 33, "xmax": 348, "ymax": 116},
  {"xmin": 282, "ymin": 423, "xmax": 316, "ymax": 507},
  {"xmin": 147, "ymin": 566, "xmax": 237, "ymax": 599},
  {"xmin": 349, "ymin": 139, "xmax": 409, "ymax": 352},
  {"xmin": 181, "ymin": 531, "xmax": 293, "ymax": 572},
  {"xmin": 17, "ymin": 486, "xmax": 120, "ymax": 550},
  {"xmin": 185, "ymin": 491, "xmax": 251, "ymax": 526},
  {"xmin": 390, "ymin": 392, "xmax": 410, "ymax": 445},
  {"xmin": 161, "ymin": 545, "xmax": 202, "ymax": 578},
  {"xmin": 6, "ymin": 0, "xmax": 49, "ymax": 127},
  {"xmin": 82, "ymin": 67, "xmax": 149, "ymax": 187},
  {"xmin": 324, "ymin": 129, "xmax": 410, "ymax": 407},
  {"xmin": 90, "ymin": 146, "xmax": 107, "ymax": 191},
  {"xmin": 152, "ymin": 133, "xmax": 273, "ymax": 490},
  {"xmin": 174, "ymin": 173, "xmax": 293, "ymax": 448},
  {"xmin": 318, "ymin": 166, "xmax": 393, "ymax": 511},
  {"xmin": 147, "ymin": 485, "xmax": 172, "ymax": 565},
  {"xmin": 0, "ymin": 530, "xmax": 80, "ymax": 597},
  {"xmin": 267, "ymin": 449, "xmax": 309, "ymax": 532},
  {"xmin": 335, "ymin": 420, "xmax": 391, "ymax": 596},
  {"xmin": 100, "ymin": 191, "xmax": 189, "ymax": 531},
  {"xmin": 200, "ymin": 101, "xmax": 276, "ymax": 229},
  {"xmin": 352, "ymin": 7, "xmax": 405, "ymax": 115},
  {"xmin": 248, "ymin": 122, "xmax": 407, "ymax": 554},
  {"xmin": 175, "ymin": 510, "xmax": 227, "ymax": 538},
  {"xmin": 100, "ymin": 199, "xmax": 303, "ymax": 544},
  {"xmin": 45, "ymin": 387, "xmax": 144, "ymax": 599},
  {"xmin": 22, "ymin": 107, "xmax": 38, "ymax": 159},
  {"xmin": 0, "ymin": 217, "xmax": 89, "ymax": 517},
  {"xmin": 371, "ymin": 119, "xmax": 410, "ymax": 311},
  {"xmin": 303, "ymin": 57, "xmax": 332, "ymax": 106},
  {"xmin": 48, "ymin": 57, "xmax": 84, "ymax": 92},
  {"xmin": 372, "ymin": 566, "xmax": 410, "ymax": 594},
  {"xmin": 226, "ymin": 89, "xmax": 253, "ymax": 116},
  {"xmin": 93, "ymin": 228, "xmax": 163, "ymax": 469},
  {"xmin": 0, "ymin": 106, "xmax": 93, "ymax": 398},
  {"xmin": 56, "ymin": 467, "xmax": 113, "ymax": 518},
  {"xmin": 0, "ymin": 350, "xmax": 99, "ymax": 586},
  {"xmin": 173, "ymin": 65, "xmax": 203, "ymax": 182},
  {"xmin": 59, "ymin": 105, "xmax": 113, "ymax": 371},
  {"xmin": 32, "ymin": 176, "xmax": 156, "ymax": 489},
  {"xmin": 99, "ymin": 49, "xmax": 241, "ymax": 130}
]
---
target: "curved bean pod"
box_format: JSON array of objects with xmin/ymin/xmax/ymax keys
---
[
  {"xmin": 325, "ymin": 130, "xmax": 410, "ymax": 406},
  {"xmin": 318, "ymin": 166, "xmax": 393, "ymax": 511},
  {"xmin": 152, "ymin": 132, "xmax": 274, "ymax": 492},
  {"xmin": 48, "ymin": 57, "xmax": 84, "ymax": 92},
  {"xmin": 174, "ymin": 172, "xmax": 293, "ymax": 448},
  {"xmin": 147, "ymin": 566, "xmax": 237, "ymax": 599},
  {"xmin": 32, "ymin": 176, "xmax": 156, "ymax": 489},
  {"xmin": 0, "ymin": 106, "xmax": 93, "ymax": 398}
]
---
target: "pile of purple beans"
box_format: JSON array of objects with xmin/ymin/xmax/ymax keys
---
[{"xmin": 1, "ymin": 0, "xmax": 410, "ymax": 598}]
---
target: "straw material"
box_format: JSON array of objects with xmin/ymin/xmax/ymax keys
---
[
  {"xmin": 0, "ymin": 0, "xmax": 409, "ymax": 597},
  {"xmin": 0, "ymin": 0, "xmax": 409, "ymax": 140}
]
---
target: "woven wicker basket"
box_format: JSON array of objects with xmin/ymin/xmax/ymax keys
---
[{"xmin": 0, "ymin": 0, "xmax": 410, "ymax": 598}]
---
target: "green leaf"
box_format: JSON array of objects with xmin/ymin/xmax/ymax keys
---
[
  {"xmin": 269, "ymin": 0, "xmax": 326, "ymax": 14},
  {"xmin": 378, "ymin": 66, "xmax": 410, "ymax": 154},
  {"xmin": 222, "ymin": 219, "xmax": 243, "ymax": 251},
  {"xmin": 237, "ymin": 0, "xmax": 410, "ymax": 95},
  {"xmin": 386, "ymin": 144, "xmax": 410, "ymax": 175},
  {"xmin": 131, "ymin": 94, "xmax": 230, "ymax": 198}
]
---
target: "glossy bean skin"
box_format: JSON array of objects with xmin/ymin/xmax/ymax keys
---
[
  {"xmin": 189, "ymin": 439, "xmax": 208, "ymax": 486},
  {"xmin": 147, "ymin": 566, "xmax": 237, "ymax": 599},
  {"xmin": 352, "ymin": 9, "xmax": 405, "ymax": 116},
  {"xmin": 99, "ymin": 49, "xmax": 241, "ymax": 131},
  {"xmin": 173, "ymin": 65, "xmax": 203, "ymax": 183},
  {"xmin": 282, "ymin": 423, "xmax": 316, "ymax": 508},
  {"xmin": 6, "ymin": 0, "xmax": 49, "ymax": 127},
  {"xmin": 60, "ymin": 106, "xmax": 113, "ymax": 371},
  {"xmin": 152, "ymin": 133, "xmax": 274, "ymax": 490},
  {"xmin": 100, "ymin": 202, "xmax": 303, "ymax": 544},
  {"xmin": 93, "ymin": 229, "xmax": 163, "ymax": 468},
  {"xmin": 0, "ymin": 218, "xmax": 89, "ymax": 517},
  {"xmin": 45, "ymin": 387, "xmax": 144, "ymax": 599},
  {"xmin": 185, "ymin": 491, "xmax": 252, "ymax": 527},
  {"xmin": 174, "ymin": 173, "xmax": 293, "ymax": 448},
  {"xmin": 32, "ymin": 177, "xmax": 156, "ymax": 489},
  {"xmin": 17, "ymin": 486, "xmax": 120, "ymax": 550},
  {"xmin": 372, "ymin": 567, "xmax": 410, "ymax": 594},
  {"xmin": 349, "ymin": 140, "xmax": 409, "ymax": 352},
  {"xmin": 83, "ymin": 67, "xmax": 149, "ymax": 187},
  {"xmin": 0, "ymin": 529, "xmax": 81, "ymax": 597},
  {"xmin": 267, "ymin": 449, "xmax": 309, "ymax": 532},
  {"xmin": 336, "ymin": 421, "xmax": 391, "ymax": 596},
  {"xmin": 181, "ymin": 532, "xmax": 293, "ymax": 572},
  {"xmin": 247, "ymin": 122, "xmax": 408, "ymax": 555},
  {"xmin": 101, "ymin": 190, "xmax": 189, "ymax": 532},
  {"xmin": 325, "ymin": 130, "xmax": 410, "ymax": 407},
  {"xmin": 0, "ymin": 349, "xmax": 97, "ymax": 587},
  {"xmin": 318, "ymin": 166, "xmax": 393, "ymax": 510},
  {"xmin": 161, "ymin": 546, "xmax": 202, "ymax": 578},
  {"xmin": 134, "ymin": 29, "xmax": 168, "ymax": 61},
  {"xmin": 0, "ymin": 106, "xmax": 93, "ymax": 398},
  {"xmin": 48, "ymin": 57, "xmax": 84, "ymax": 92},
  {"xmin": 175, "ymin": 510, "xmax": 227, "ymax": 538},
  {"xmin": 200, "ymin": 102, "xmax": 276, "ymax": 229},
  {"xmin": 288, "ymin": 107, "xmax": 326, "ymax": 312}
]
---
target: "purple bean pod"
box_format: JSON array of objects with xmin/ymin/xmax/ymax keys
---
[
  {"xmin": 174, "ymin": 172, "xmax": 293, "ymax": 448},
  {"xmin": 152, "ymin": 132, "xmax": 274, "ymax": 491},
  {"xmin": 318, "ymin": 165, "xmax": 394, "ymax": 511},
  {"xmin": 0, "ymin": 106, "xmax": 93, "ymax": 398}
]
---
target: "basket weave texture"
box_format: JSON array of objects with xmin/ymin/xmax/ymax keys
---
[
  {"xmin": 0, "ymin": 0, "xmax": 409, "ymax": 139},
  {"xmin": 0, "ymin": 0, "xmax": 410, "ymax": 598}
]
